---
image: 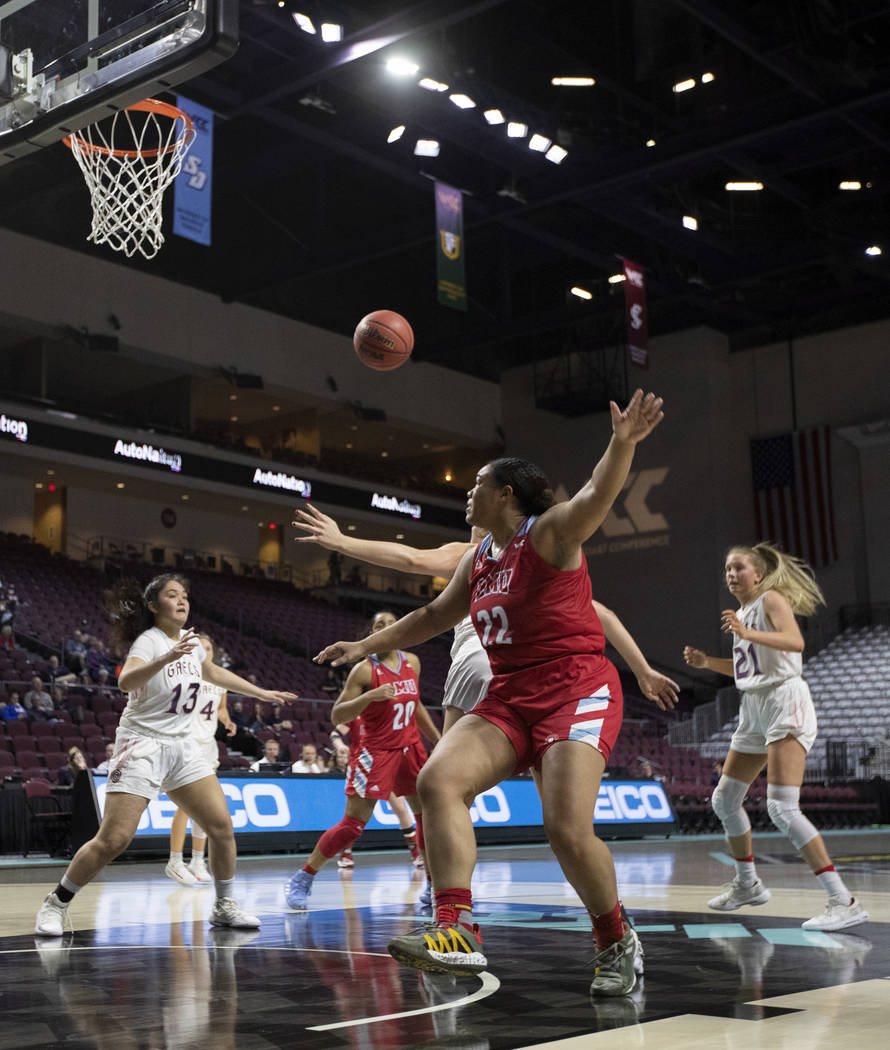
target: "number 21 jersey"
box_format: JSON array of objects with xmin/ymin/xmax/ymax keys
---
[{"xmin": 361, "ymin": 652, "xmax": 421, "ymax": 750}]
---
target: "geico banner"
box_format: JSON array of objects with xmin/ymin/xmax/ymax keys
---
[{"xmin": 93, "ymin": 776, "xmax": 674, "ymax": 835}]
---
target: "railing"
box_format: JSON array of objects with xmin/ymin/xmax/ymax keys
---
[{"xmin": 668, "ymin": 686, "xmax": 740, "ymax": 747}]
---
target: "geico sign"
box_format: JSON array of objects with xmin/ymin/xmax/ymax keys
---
[
  {"xmin": 594, "ymin": 783, "xmax": 672, "ymax": 822},
  {"xmin": 372, "ymin": 786, "xmax": 512, "ymax": 826},
  {"xmin": 100, "ymin": 782, "xmax": 293, "ymax": 831}
]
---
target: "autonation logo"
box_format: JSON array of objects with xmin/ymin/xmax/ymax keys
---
[
  {"xmin": 113, "ymin": 439, "xmax": 182, "ymax": 473},
  {"xmin": 371, "ymin": 492, "xmax": 422, "ymax": 519},
  {"xmin": 0, "ymin": 413, "xmax": 28, "ymax": 442},
  {"xmin": 252, "ymin": 468, "xmax": 312, "ymax": 497}
]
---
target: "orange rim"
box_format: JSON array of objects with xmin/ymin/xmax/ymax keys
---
[{"xmin": 62, "ymin": 98, "xmax": 195, "ymax": 159}]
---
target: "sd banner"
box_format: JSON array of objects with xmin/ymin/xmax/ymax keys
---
[
  {"xmin": 623, "ymin": 258, "xmax": 648, "ymax": 368},
  {"xmin": 435, "ymin": 181, "xmax": 467, "ymax": 311},
  {"xmin": 173, "ymin": 95, "xmax": 214, "ymax": 246}
]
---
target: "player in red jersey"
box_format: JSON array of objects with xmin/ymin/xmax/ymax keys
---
[
  {"xmin": 315, "ymin": 390, "xmax": 667, "ymax": 997},
  {"xmin": 285, "ymin": 611, "xmax": 441, "ymax": 908}
]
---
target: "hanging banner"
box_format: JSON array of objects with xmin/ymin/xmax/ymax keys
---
[
  {"xmin": 173, "ymin": 95, "xmax": 214, "ymax": 246},
  {"xmin": 435, "ymin": 181, "xmax": 467, "ymax": 311},
  {"xmin": 623, "ymin": 258, "xmax": 648, "ymax": 368}
]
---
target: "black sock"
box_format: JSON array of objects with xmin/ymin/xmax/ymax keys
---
[{"xmin": 55, "ymin": 884, "xmax": 75, "ymax": 903}]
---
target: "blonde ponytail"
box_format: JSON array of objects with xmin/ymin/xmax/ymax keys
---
[{"xmin": 727, "ymin": 542, "xmax": 826, "ymax": 616}]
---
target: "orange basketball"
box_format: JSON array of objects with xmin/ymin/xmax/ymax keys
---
[{"xmin": 353, "ymin": 310, "xmax": 414, "ymax": 371}]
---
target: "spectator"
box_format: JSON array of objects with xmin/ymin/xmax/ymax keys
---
[
  {"xmin": 217, "ymin": 646, "xmax": 233, "ymax": 670},
  {"xmin": 327, "ymin": 738, "xmax": 350, "ymax": 777},
  {"xmin": 57, "ymin": 746, "xmax": 89, "ymax": 787},
  {"xmin": 291, "ymin": 743, "xmax": 325, "ymax": 774},
  {"xmin": 94, "ymin": 742, "xmax": 116, "ymax": 774},
  {"xmin": 223, "ymin": 698, "xmax": 261, "ymax": 758},
  {"xmin": 1, "ymin": 691, "xmax": 27, "ymax": 721},
  {"xmin": 42, "ymin": 654, "xmax": 77, "ymax": 686},
  {"xmin": 711, "ymin": 761, "xmax": 724, "ymax": 786},
  {"xmin": 0, "ymin": 599, "xmax": 14, "ymax": 650},
  {"xmin": 328, "ymin": 550, "xmax": 342, "ymax": 586},
  {"xmin": 64, "ymin": 628, "xmax": 88, "ymax": 672},
  {"xmin": 320, "ymin": 667, "xmax": 342, "ymax": 696},
  {"xmin": 229, "ymin": 698, "xmax": 251, "ymax": 731},
  {"xmin": 249, "ymin": 739, "xmax": 282, "ymax": 772},
  {"xmin": 23, "ymin": 675, "xmax": 54, "ymax": 719},
  {"xmin": 85, "ymin": 640, "xmax": 114, "ymax": 683}
]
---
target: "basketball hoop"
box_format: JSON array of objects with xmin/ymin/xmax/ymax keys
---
[{"xmin": 64, "ymin": 98, "xmax": 195, "ymax": 260}]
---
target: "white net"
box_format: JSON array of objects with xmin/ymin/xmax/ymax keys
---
[{"xmin": 65, "ymin": 100, "xmax": 195, "ymax": 259}]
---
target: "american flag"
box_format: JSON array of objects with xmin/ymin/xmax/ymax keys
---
[{"xmin": 750, "ymin": 426, "xmax": 838, "ymax": 568}]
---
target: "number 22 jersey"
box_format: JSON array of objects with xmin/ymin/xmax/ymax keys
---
[
  {"xmin": 119, "ymin": 626, "xmax": 206, "ymax": 737},
  {"xmin": 360, "ymin": 651, "xmax": 421, "ymax": 751}
]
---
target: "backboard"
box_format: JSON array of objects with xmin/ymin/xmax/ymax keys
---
[{"xmin": 0, "ymin": 0, "xmax": 237, "ymax": 166}]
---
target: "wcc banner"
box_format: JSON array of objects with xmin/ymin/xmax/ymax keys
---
[
  {"xmin": 623, "ymin": 258, "xmax": 648, "ymax": 368},
  {"xmin": 435, "ymin": 181, "xmax": 467, "ymax": 311},
  {"xmin": 173, "ymin": 95, "xmax": 214, "ymax": 246},
  {"xmin": 750, "ymin": 426, "xmax": 838, "ymax": 568}
]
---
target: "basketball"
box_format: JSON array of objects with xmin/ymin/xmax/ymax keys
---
[{"xmin": 353, "ymin": 310, "xmax": 414, "ymax": 371}]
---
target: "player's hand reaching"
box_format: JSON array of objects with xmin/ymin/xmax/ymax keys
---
[
  {"xmin": 609, "ymin": 389, "xmax": 664, "ymax": 445},
  {"xmin": 292, "ymin": 504, "xmax": 343, "ymax": 549},
  {"xmin": 682, "ymin": 645, "xmax": 707, "ymax": 669},
  {"xmin": 260, "ymin": 690, "xmax": 299, "ymax": 704},
  {"xmin": 314, "ymin": 640, "xmax": 366, "ymax": 668},
  {"xmin": 164, "ymin": 629, "xmax": 199, "ymax": 663},
  {"xmin": 636, "ymin": 668, "xmax": 680, "ymax": 711}
]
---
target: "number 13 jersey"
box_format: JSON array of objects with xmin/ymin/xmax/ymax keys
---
[
  {"xmin": 470, "ymin": 517, "xmax": 610, "ymax": 707},
  {"xmin": 119, "ymin": 626, "xmax": 206, "ymax": 737},
  {"xmin": 361, "ymin": 652, "xmax": 421, "ymax": 750}
]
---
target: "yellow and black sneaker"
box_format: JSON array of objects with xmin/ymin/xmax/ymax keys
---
[{"xmin": 388, "ymin": 918, "xmax": 487, "ymax": 976}]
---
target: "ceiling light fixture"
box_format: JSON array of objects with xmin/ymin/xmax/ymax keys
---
[
  {"xmin": 418, "ymin": 77, "xmax": 448, "ymax": 92},
  {"xmin": 673, "ymin": 78, "xmax": 696, "ymax": 93},
  {"xmin": 116, "ymin": 482, "xmax": 125, "ymax": 489},
  {"xmin": 551, "ymin": 76, "xmax": 595, "ymax": 86},
  {"xmin": 545, "ymin": 144, "xmax": 567, "ymax": 164},
  {"xmin": 725, "ymin": 181, "xmax": 763, "ymax": 191},
  {"xmin": 701, "ymin": 72, "xmax": 715, "ymax": 83},
  {"xmin": 865, "ymin": 245, "xmax": 882, "ymax": 256},
  {"xmin": 528, "ymin": 133, "xmax": 551, "ymax": 151},
  {"xmin": 293, "ymin": 13, "xmax": 315, "ymax": 34},
  {"xmin": 507, "ymin": 121, "xmax": 528, "ymax": 138},
  {"xmin": 570, "ymin": 286, "xmax": 592, "ymax": 300},
  {"xmin": 449, "ymin": 93, "xmax": 476, "ymax": 109},
  {"xmin": 320, "ymin": 23, "xmax": 342, "ymax": 43},
  {"xmin": 608, "ymin": 273, "xmax": 626, "ymax": 284},
  {"xmin": 645, "ymin": 138, "xmax": 656, "ymax": 147},
  {"xmin": 386, "ymin": 56, "xmax": 419, "ymax": 77},
  {"xmin": 414, "ymin": 139, "xmax": 440, "ymax": 156},
  {"xmin": 484, "ymin": 108, "xmax": 505, "ymax": 124},
  {"xmin": 682, "ymin": 215, "xmax": 698, "ymax": 230},
  {"xmin": 839, "ymin": 180, "xmax": 862, "ymax": 191},
  {"xmin": 387, "ymin": 124, "xmax": 405, "ymax": 143}
]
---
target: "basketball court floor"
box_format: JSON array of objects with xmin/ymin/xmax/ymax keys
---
[{"xmin": 1, "ymin": 830, "xmax": 887, "ymax": 1049}]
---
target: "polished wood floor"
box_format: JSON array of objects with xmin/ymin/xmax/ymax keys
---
[{"xmin": 1, "ymin": 831, "xmax": 888, "ymax": 1049}]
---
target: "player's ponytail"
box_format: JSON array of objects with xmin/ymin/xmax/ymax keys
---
[
  {"xmin": 489, "ymin": 457, "xmax": 555, "ymax": 516},
  {"xmin": 726, "ymin": 543, "xmax": 825, "ymax": 616},
  {"xmin": 105, "ymin": 573, "xmax": 191, "ymax": 649}
]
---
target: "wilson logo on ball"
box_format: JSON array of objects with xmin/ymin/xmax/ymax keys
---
[{"xmin": 353, "ymin": 310, "xmax": 414, "ymax": 371}]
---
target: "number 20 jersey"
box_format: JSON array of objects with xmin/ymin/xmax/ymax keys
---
[
  {"xmin": 360, "ymin": 651, "xmax": 421, "ymax": 750},
  {"xmin": 469, "ymin": 517, "xmax": 611, "ymax": 707}
]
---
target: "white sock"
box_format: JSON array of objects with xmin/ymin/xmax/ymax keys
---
[
  {"xmin": 734, "ymin": 857, "xmax": 757, "ymax": 886},
  {"xmin": 215, "ymin": 877, "xmax": 235, "ymax": 900},
  {"xmin": 169, "ymin": 851, "xmax": 184, "ymax": 864},
  {"xmin": 815, "ymin": 866, "xmax": 851, "ymax": 902}
]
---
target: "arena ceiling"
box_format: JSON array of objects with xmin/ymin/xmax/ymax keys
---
[{"xmin": 1, "ymin": 0, "xmax": 889, "ymax": 383}]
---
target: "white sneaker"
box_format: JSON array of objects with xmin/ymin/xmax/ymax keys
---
[
  {"xmin": 802, "ymin": 896, "xmax": 869, "ymax": 931},
  {"xmin": 337, "ymin": 851, "xmax": 354, "ymax": 869},
  {"xmin": 210, "ymin": 897, "xmax": 261, "ymax": 929},
  {"xmin": 35, "ymin": 892, "xmax": 70, "ymax": 937},
  {"xmin": 187, "ymin": 857, "xmax": 212, "ymax": 884},
  {"xmin": 708, "ymin": 877, "xmax": 771, "ymax": 911},
  {"xmin": 165, "ymin": 859, "xmax": 199, "ymax": 887}
]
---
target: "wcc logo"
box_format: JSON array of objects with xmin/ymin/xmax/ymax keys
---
[{"xmin": 587, "ymin": 468, "xmax": 670, "ymax": 555}]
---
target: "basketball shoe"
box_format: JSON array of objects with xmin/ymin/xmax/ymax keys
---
[
  {"xmin": 707, "ymin": 876, "xmax": 771, "ymax": 911},
  {"xmin": 589, "ymin": 927, "xmax": 640, "ymax": 997},
  {"xmin": 187, "ymin": 856, "xmax": 212, "ymax": 884},
  {"xmin": 388, "ymin": 912, "xmax": 487, "ymax": 976},
  {"xmin": 337, "ymin": 850, "xmax": 355, "ymax": 869},
  {"xmin": 210, "ymin": 897, "xmax": 261, "ymax": 929},
  {"xmin": 35, "ymin": 892, "xmax": 70, "ymax": 937},
  {"xmin": 285, "ymin": 869, "xmax": 313, "ymax": 909},
  {"xmin": 802, "ymin": 896, "xmax": 869, "ymax": 931},
  {"xmin": 165, "ymin": 858, "xmax": 199, "ymax": 887},
  {"xmin": 619, "ymin": 903, "xmax": 644, "ymax": 976}
]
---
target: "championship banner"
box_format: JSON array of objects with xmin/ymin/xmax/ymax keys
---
[
  {"xmin": 623, "ymin": 258, "xmax": 648, "ymax": 368},
  {"xmin": 435, "ymin": 181, "xmax": 467, "ymax": 311},
  {"xmin": 173, "ymin": 95, "xmax": 214, "ymax": 246}
]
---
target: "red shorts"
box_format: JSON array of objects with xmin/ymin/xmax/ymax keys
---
[
  {"xmin": 471, "ymin": 661, "xmax": 623, "ymax": 772},
  {"xmin": 345, "ymin": 738, "xmax": 428, "ymax": 800}
]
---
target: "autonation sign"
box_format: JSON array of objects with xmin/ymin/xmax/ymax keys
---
[
  {"xmin": 113, "ymin": 439, "xmax": 182, "ymax": 473},
  {"xmin": 95, "ymin": 777, "xmax": 674, "ymax": 835},
  {"xmin": 252, "ymin": 468, "xmax": 311, "ymax": 497},
  {"xmin": 0, "ymin": 413, "xmax": 28, "ymax": 442}
]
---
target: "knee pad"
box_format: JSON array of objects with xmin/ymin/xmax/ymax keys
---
[
  {"xmin": 414, "ymin": 812, "xmax": 424, "ymax": 852},
  {"xmin": 766, "ymin": 785, "xmax": 818, "ymax": 849},
  {"xmin": 711, "ymin": 775, "xmax": 752, "ymax": 838},
  {"xmin": 318, "ymin": 816, "xmax": 367, "ymax": 859}
]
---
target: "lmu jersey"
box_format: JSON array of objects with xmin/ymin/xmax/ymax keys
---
[
  {"xmin": 360, "ymin": 652, "xmax": 421, "ymax": 750},
  {"xmin": 470, "ymin": 517, "xmax": 610, "ymax": 705}
]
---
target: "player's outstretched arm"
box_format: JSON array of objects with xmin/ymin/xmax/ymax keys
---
[
  {"xmin": 203, "ymin": 661, "xmax": 297, "ymax": 704},
  {"xmin": 682, "ymin": 645, "xmax": 734, "ymax": 677},
  {"xmin": 293, "ymin": 503, "xmax": 472, "ymax": 578},
  {"xmin": 315, "ymin": 551, "xmax": 474, "ymax": 667},
  {"xmin": 595, "ymin": 601, "xmax": 678, "ymax": 711},
  {"xmin": 537, "ymin": 390, "xmax": 664, "ymax": 553}
]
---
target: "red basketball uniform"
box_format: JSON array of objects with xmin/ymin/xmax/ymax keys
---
[
  {"xmin": 346, "ymin": 652, "xmax": 428, "ymax": 799},
  {"xmin": 469, "ymin": 516, "xmax": 623, "ymax": 769}
]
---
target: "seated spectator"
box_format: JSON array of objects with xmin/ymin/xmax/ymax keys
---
[
  {"xmin": 94, "ymin": 742, "xmax": 116, "ymax": 773},
  {"xmin": 57, "ymin": 746, "xmax": 88, "ymax": 786},
  {"xmin": 320, "ymin": 667, "xmax": 343, "ymax": 696},
  {"xmin": 711, "ymin": 761, "xmax": 724, "ymax": 786},
  {"xmin": 229, "ymin": 698, "xmax": 251, "ymax": 731},
  {"xmin": 23, "ymin": 675, "xmax": 55, "ymax": 720},
  {"xmin": 1, "ymin": 691, "xmax": 27, "ymax": 721},
  {"xmin": 64, "ymin": 628, "xmax": 88, "ymax": 672},
  {"xmin": 217, "ymin": 646, "xmax": 233, "ymax": 670},
  {"xmin": 291, "ymin": 743, "xmax": 325, "ymax": 774},
  {"xmin": 42, "ymin": 654, "xmax": 77, "ymax": 686},
  {"xmin": 250, "ymin": 700, "xmax": 285, "ymax": 735},
  {"xmin": 249, "ymin": 739, "xmax": 282, "ymax": 772},
  {"xmin": 85, "ymin": 640, "xmax": 114, "ymax": 683},
  {"xmin": 0, "ymin": 598, "xmax": 14, "ymax": 650},
  {"xmin": 327, "ymin": 739, "xmax": 350, "ymax": 777}
]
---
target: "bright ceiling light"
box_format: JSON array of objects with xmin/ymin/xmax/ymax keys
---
[
  {"xmin": 414, "ymin": 139, "xmax": 440, "ymax": 156},
  {"xmin": 484, "ymin": 108, "xmax": 505, "ymax": 124},
  {"xmin": 387, "ymin": 125, "xmax": 405, "ymax": 143},
  {"xmin": 320, "ymin": 23, "xmax": 342, "ymax": 43},
  {"xmin": 725, "ymin": 181, "xmax": 764, "ymax": 191},
  {"xmin": 293, "ymin": 13, "xmax": 315, "ymax": 34},
  {"xmin": 682, "ymin": 215, "xmax": 698, "ymax": 230},
  {"xmin": 673, "ymin": 78, "xmax": 696, "ymax": 93},
  {"xmin": 645, "ymin": 138, "xmax": 656, "ymax": 147},
  {"xmin": 449, "ymin": 93, "xmax": 476, "ymax": 109},
  {"xmin": 545, "ymin": 144, "xmax": 568, "ymax": 164},
  {"xmin": 507, "ymin": 121, "xmax": 528, "ymax": 138},
  {"xmin": 418, "ymin": 77, "xmax": 448, "ymax": 92},
  {"xmin": 608, "ymin": 273, "xmax": 626, "ymax": 284},
  {"xmin": 386, "ymin": 56, "xmax": 420, "ymax": 76},
  {"xmin": 528, "ymin": 133, "xmax": 551, "ymax": 152},
  {"xmin": 865, "ymin": 245, "xmax": 882, "ymax": 256},
  {"xmin": 570, "ymin": 286, "xmax": 592, "ymax": 300},
  {"xmin": 551, "ymin": 76, "xmax": 596, "ymax": 87},
  {"xmin": 839, "ymin": 180, "xmax": 862, "ymax": 191},
  {"xmin": 701, "ymin": 72, "xmax": 715, "ymax": 83}
]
